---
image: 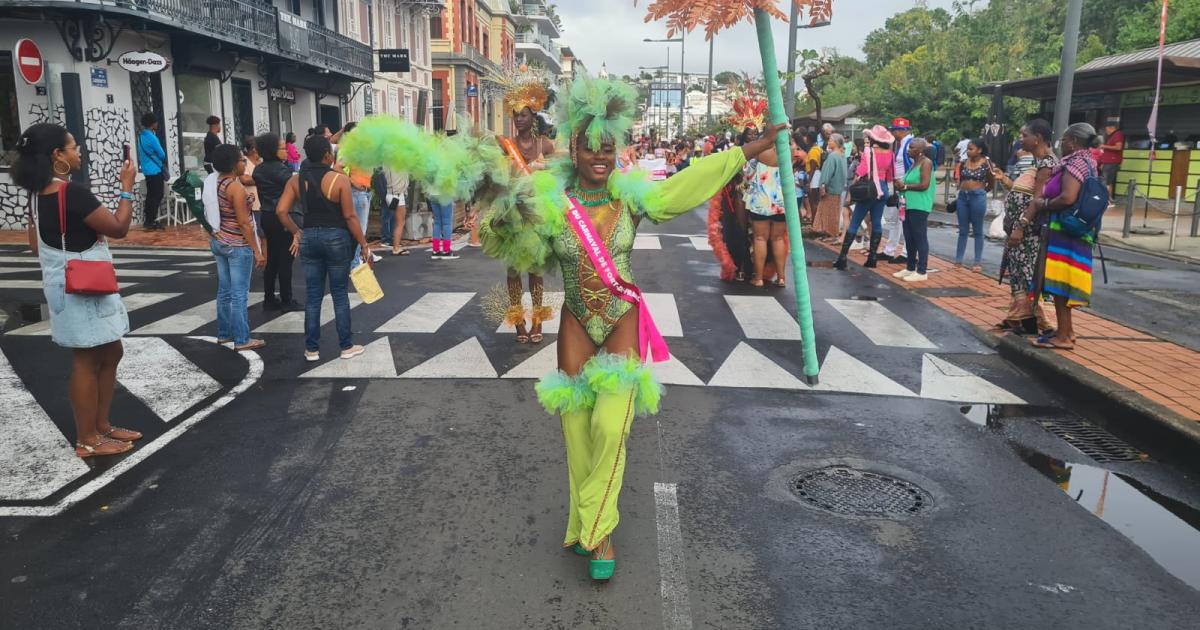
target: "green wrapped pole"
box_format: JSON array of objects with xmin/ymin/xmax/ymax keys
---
[{"xmin": 754, "ymin": 8, "xmax": 820, "ymax": 384}]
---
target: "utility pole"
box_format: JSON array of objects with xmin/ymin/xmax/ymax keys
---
[
  {"xmin": 1052, "ymin": 0, "xmax": 1083, "ymax": 148},
  {"xmin": 706, "ymin": 36, "xmax": 714, "ymax": 127},
  {"xmin": 679, "ymin": 35, "xmax": 686, "ymax": 137},
  {"xmin": 784, "ymin": 0, "xmax": 800, "ymax": 118}
]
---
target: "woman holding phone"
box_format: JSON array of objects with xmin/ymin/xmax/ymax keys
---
[{"xmin": 952, "ymin": 138, "xmax": 995, "ymax": 272}]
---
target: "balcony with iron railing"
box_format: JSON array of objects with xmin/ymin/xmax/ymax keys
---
[
  {"xmin": 516, "ymin": 2, "xmax": 560, "ymax": 37},
  {"xmin": 0, "ymin": 0, "xmax": 372, "ymax": 82}
]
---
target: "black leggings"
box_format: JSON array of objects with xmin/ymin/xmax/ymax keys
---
[
  {"xmin": 143, "ymin": 173, "xmax": 164, "ymax": 227},
  {"xmin": 261, "ymin": 212, "xmax": 294, "ymax": 302}
]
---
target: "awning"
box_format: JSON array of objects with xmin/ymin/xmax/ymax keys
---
[{"xmin": 980, "ymin": 57, "xmax": 1200, "ymax": 101}]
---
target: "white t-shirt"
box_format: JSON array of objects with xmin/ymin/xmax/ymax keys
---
[
  {"xmin": 955, "ymin": 139, "xmax": 970, "ymax": 162},
  {"xmin": 639, "ymin": 157, "xmax": 668, "ymax": 181}
]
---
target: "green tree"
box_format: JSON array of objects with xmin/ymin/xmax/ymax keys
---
[
  {"xmin": 714, "ymin": 70, "xmax": 742, "ymax": 87},
  {"xmin": 1116, "ymin": 0, "xmax": 1200, "ymax": 49}
]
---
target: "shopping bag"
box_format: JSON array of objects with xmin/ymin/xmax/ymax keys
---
[{"xmin": 350, "ymin": 263, "xmax": 384, "ymax": 304}]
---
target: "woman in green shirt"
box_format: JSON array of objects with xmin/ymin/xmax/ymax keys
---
[
  {"xmin": 894, "ymin": 137, "xmax": 934, "ymax": 281},
  {"xmin": 813, "ymin": 134, "xmax": 847, "ymax": 238}
]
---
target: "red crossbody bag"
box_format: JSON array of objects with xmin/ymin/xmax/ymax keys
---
[{"xmin": 58, "ymin": 183, "xmax": 119, "ymax": 295}]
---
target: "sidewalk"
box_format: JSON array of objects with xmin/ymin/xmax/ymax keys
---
[
  {"xmin": 0, "ymin": 223, "xmax": 431, "ymax": 250},
  {"xmin": 817, "ymin": 238, "xmax": 1200, "ymax": 450}
]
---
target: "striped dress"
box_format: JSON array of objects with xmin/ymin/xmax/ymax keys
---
[{"xmin": 1038, "ymin": 150, "xmax": 1095, "ymax": 307}]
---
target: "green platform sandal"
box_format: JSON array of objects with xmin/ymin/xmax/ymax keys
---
[{"xmin": 588, "ymin": 539, "xmax": 615, "ymax": 581}]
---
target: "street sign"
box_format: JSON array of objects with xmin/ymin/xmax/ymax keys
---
[
  {"xmin": 378, "ymin": 49, "xmax": 410, "ymax": 73},
  {"xmin": 117, "ymin": 50, "xmax": 169, "ymax": 73},
  {"xmin": 90, "ymin": 67, "xmax": 108, "ymax": 88},
  {"xmin": 14, "ymin": 39, "xmax": 43, "ymax": 85},
  {"xmin": 466, "ymin": 84, "xmax": 478, "ymax": 98}
]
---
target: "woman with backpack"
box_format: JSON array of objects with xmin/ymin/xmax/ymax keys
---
[{"xmin": 1024, "ymin": 123, "xmax": 1101, "ymax": 351}]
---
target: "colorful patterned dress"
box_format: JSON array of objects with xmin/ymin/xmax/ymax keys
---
[
  {"xmin": 1003, "ymin": 154, "xmax": 1057, "ymax": 322},
  {"xmin": 1037, "ymin": 150, "xmax": 1096, "ymax": 307}
]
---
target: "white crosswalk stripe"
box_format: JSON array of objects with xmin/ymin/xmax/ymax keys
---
[
  {"xmin": 920, "ymin": 355, "xmax": 1026, "ymax": 404},
  {"xmin": 724, "ymin": 295, "xmax": 802, "ymax": 340},
  {"xmin": 634, "ymin": 235, "xmax": 662, "ymax": 250},
  {"xmin": 401, "ymin": 337, "xmax": 497, "ymax": 379},
  {"xmin": 116, "ymin": 269, "xmax": 180, "ymax": 278},
  {"xmin": 134, "ymin": 293, "xmax": 264, "ymax": 335},
  {"xmin": 254, "ymin": 294, "xmax": 364, "ymax": 333},
  {"xmin": 0, "ymin": 280, "xmax": 139, "ymax": 290},
  {"xmin": 377, "ymin": 292, "xmax": 475, "ymax": 333},
  {"xmin": 110, "ymin": 248, "xmax": 210, "ymax": 258},
  {"xmin": 688, "ymin": 236, "xmax": 713, "ymax": 251},
  {"xmin": 0, "ymin": 348, "xmax": 90, "ymax": 501},
  {"xmin": 117, "ymin": 337, "xmax": 223, "ymax": 421},
  {"xmin": 7, "ymin": 292, "xmax": 182, "ymax": 336},
  {"xmin": 301, "ymin": 337, "xmax": 399, "ymax": 379},
  {"xmin": 826, "ymin": 299, "xmax": 937, "ymax": 349}
]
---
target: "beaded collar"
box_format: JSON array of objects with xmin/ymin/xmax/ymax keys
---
[{"xmin": 568, "ymin": 185, "xmax": 612, "ymax": 207}]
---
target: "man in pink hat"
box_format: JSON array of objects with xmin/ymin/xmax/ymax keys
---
[
  {"xmin": 883, "ymin": 117, "xmax": 913, "ymax": 265},
  {"xmin": 834, "ymin": 124, "xmax": 896, "ymax": 270}
]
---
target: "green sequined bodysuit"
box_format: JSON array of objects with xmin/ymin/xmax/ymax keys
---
[{"xmin": 551, "ymin": 200, "xmax": 637, "ymax": 346}]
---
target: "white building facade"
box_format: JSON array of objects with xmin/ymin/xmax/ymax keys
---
[{"xmin": 0, "ymin": 0, "xmax": 373, "ymax": 228}]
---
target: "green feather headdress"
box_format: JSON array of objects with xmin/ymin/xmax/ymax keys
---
[{"xmin": 558, "ymin": 74, "xmax": 638, "ymax": 151}]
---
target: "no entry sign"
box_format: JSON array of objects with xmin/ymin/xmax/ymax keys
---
[{"xmin": 15, "ymin": 39, "xmax": 44, "ymax": 85}]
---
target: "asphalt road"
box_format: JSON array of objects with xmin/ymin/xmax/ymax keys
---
[{"xmin": 2, "ymin": 208, "xmax": 1199, "ymax": 629}]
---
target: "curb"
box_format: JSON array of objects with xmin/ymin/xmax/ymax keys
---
[
  {"xmin": 1096, "ymin": 234, "xmax": 1200, "ymax": 267},
  {"xmin": 987, "ymin": 331, "xmax": 1200, "ymax": 461}
]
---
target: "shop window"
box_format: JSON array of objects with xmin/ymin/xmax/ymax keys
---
[
  {"xmin": 0, "ymin": 52, "xmax": 20, "ymax": 169},
  {"xmin": 432, "ymin": 78, "xmax": 444, "ymax": 131},
  {"xmin": 430, "ymin": 12, "xmax": 443, "ymax": 39},
  {"xmin": 175, "ymin": 73, "xmax": 215, "ymax": 172}
]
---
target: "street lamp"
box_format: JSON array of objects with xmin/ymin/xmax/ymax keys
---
[{"xmin": 645, "ymin": 36, "xmax": 685, "ymax": 137}]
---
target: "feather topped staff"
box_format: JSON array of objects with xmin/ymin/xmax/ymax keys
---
[{"xmin": 633, "ymin": 0, "xmax": 829, "ymax": 384}]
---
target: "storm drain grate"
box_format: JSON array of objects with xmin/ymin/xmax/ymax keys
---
[
  {"xmin": 790, "ymin": 466, "xmax": 932, "ymax": 518},
  {"xmin": 1036, "ymin": 417, "xmax": 1146, "ymax": 463}
]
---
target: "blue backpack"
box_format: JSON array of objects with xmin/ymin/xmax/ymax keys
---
[{"xmin": 1057, "ymin": 161, "xmax": 1109, "ymax": 238}]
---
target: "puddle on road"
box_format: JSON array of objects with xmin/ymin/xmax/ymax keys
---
[{"xmin": 960, "ymin": 404, "xmax": 1200, "ymax": 590}]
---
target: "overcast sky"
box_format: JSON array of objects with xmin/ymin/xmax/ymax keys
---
[{"xmin": 554, "ymin": 0, "xmax": 958, "ymax": 79}]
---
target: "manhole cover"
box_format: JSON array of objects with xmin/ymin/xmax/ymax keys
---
[
  {"xmin": 1036, "ymin": 417, "xmax": 1146, "ymax": 463},
  {"xmin": 791, "ymin": 466, "xmax": 932, "ymax": 518}
]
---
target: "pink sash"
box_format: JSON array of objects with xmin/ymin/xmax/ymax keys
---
[{"xmin": 566, "ymin": 196, "xmax": 670, "ymax": 363}]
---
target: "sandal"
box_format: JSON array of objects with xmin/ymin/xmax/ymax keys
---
[
  {"xmin": 1031, "ymin": 334, "xmax": 1074, "ymax": 350},
  {"xmin": 101, "ymin": 426, "xmax": 143, "ymax": 441},
  {"xmin": 75, "ymin": 437, "xmax": 133, "ymax": 458},
  {"xmin": 529, "ymin": 322, "xmax": 544, "ymax": 344},
  {"xmin": 514, "ymin": 321, "xmax": 530, "ymax": 344},
  {"xmin": 773, "ymin": 278, "xmax": 786, "ymax": 288},
  {"xmin": 589, "ymin": 538, "xmax": 615, "ymax": 581},
  {"xmin": 235, "ymin": 339, "xmax": 267, "ymax": 351}
]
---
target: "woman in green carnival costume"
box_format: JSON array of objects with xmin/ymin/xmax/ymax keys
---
[{"xmin": 338, "ymin": 75, "xmax": 784, "ymax": 581}]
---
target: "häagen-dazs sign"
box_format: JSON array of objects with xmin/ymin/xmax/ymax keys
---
[{"xmin": 117, "ymin": 50, "xmax": 169, "ymax": 73}]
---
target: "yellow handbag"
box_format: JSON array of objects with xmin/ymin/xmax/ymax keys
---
[{"xmin": 349, "ymin": 263, "xmax": 384, "ymax": 304}]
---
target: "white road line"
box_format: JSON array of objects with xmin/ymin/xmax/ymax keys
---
[
  {"xmin": 176, "ymin": 260, "xmax": 215, "ymax": 267},
  {"xmin": 649, "ymin": 355, "xmax": 705, "ymax": 386},
  {"xmin": 708, "ymin": 342, "xmax": 804, "ymax": 389},
  {"xmin": 826, "ymin": 299, "xmax": 937, "ymax": 349},
  {"xmin": 724, "ymin": 296, "xmax": 802, "ymax": 340},
  {"xmin": 1131, "ymin": 290, "xmax": 1198, "ymax": 313},
  {"xmin": 687, "ymin": 236, "xmax": 712, "ymax": 251},
  {"xmin": 813, "ymin": 346, "xmax": 915, "ymax": 397},
  {"xmin": 500, "ymin": 342, "xmax": 559, "ymax": 379},
  {"xmin": 300, "ymin": 337, "xmax": 399, "ymax": 378},
  {"xmin": 7, "ymin": 292, "xmax": 181, "ymax": 336},
  {"xmin": 0, "ymin": 268, "xmax": 40, "ymax": 275},
  {"xmin": 0, "ymin": 348, "xmax": 90, "ymax": 501},
  {"xmin": 133, "ymin": 293, "xmax": 264, "ymax": 335},
  {"xmin": 115, "ymin": 269, "xmax": 180, "ymax": 278},
  {"xmin": 400, "ymin": 337, "xmax": 497, "ymax": 379},
  {"xmin": 0, "ymin": 256, "xmax": 163, "ymax": 266},
  {"xmin": 920, "ymin": 355, "xmax": 1025, "ymax": 404},
  {"xmin": 634, "ymin": 235, "xmax": 662, "ymax": 250},
  {"xmin": 376, "ymin": 292, "xmax": 475, "ymax": 333},
  {"xmin": 644, "ymin": 293, "xmax": 683, "ymax": 337},
  {"xmin": 253, "ymin": 294, "xmax": 363, "ymax": 333},
  {"xmin": 117, "ymin": 337, "xmax": 223, "ymax": 422},
  {"xmin": 495, "ymin": 292, "xmax": 565, "ymax": 335},
  {"xmin": 0, "ymin": 338, "xmax": 263, "ymax": 517},
  {"xmin": 654, "ymin": 482, "xmax": 694, "ymax": 630},
  {"xmin": 0, "ymin": 280, "xmax": 138, "ymax": 290}
]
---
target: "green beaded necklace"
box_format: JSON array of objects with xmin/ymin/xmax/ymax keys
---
[{"xmin": 570, "ymin": 185, "xmax": 612, "ymax": 207}]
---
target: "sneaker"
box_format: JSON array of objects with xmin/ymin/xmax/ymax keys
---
[
  {"xmin": 891, "ymin": 255, "xmax": 908, "ymax": 265},
  {"xmin": 892, "ymin": 269, "xmax": 914, "ymax": 279},
  {"xmin": 442, "ymin": 250, "xmax": 460, "ymax": 260},
  {"xmin": 304, "ymin": 350, "xmax": 320, "ymax": 362},
  {"xmin": 340, "ymin": 345, "xmax": 365, "ymax": 360},
  {"xmin": 431, "ymin": 251, "xmax": 443, "ymax": 260},
  {"xmin": 903, "ymin": 272, "xmax": 929, "ymax": 282},
  {"xmin": 371, "ymin": 253, "xmax": 383, "ymax": 263}
]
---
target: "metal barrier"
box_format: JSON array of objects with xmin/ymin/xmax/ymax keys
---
[{"xmin": 1120, "ymin": 178, "xmax": 1200, "ymax": 251}]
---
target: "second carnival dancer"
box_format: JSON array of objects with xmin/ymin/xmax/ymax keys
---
[
  {"xmin": 337, "ymin": 75, "xmax": 785, "ymax": 581},
  {"xmin": 707, "ymin": 87, "xmax": 768, "ymax": 282},
  {"xmin": 484, "ymin": 67, "xmax": 558, "ymax": 343}
]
